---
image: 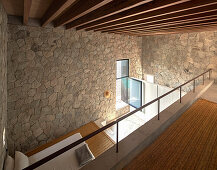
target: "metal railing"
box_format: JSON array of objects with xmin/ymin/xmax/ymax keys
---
[{"xmin": 24, "ymin": 69, "xmax": 212, "ymax": 170}]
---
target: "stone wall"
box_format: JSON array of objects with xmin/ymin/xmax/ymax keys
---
[
  {"xmin": 0, "ymin": 2, "xmax": 7, "ymax": 169},
  {"xmin": 7, "ymin": 24, "xmax": 142, "ymax": 154},
  {"xmin": 142, "ymin": 31, "xmax": 217, "ymax": 91}
]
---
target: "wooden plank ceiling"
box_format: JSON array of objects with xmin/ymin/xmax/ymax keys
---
[{"xmin": 2, "ymin": 0, "xmax": 217, "ymax": 36}]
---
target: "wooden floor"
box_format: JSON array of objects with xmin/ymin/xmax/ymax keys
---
[
  {"xmin": 26, "ymin": 122, "xmax": 115, "ymax": 158},
  {"xmin": 124, "ymin": 99, "xmax": 217, "ymax": 170}
]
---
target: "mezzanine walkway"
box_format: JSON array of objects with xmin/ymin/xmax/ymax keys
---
[{"xmin": 124, "ymin": 98, "xmax": 217, "ymax": 170}]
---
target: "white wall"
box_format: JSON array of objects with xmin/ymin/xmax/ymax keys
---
[
  {"xmin": 143, "ymin": 82, "xmax": 158, "ymax": 116},
  {"xmin": 143, "ymin": 81, "xmax": 186, "ymax": 117}
]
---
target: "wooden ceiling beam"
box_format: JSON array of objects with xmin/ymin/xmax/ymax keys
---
[
  {"xmin": 65, "ymin": 0, "xmax": 153, "ymax": 29},
  {"xmin": 66, "ymin": 0, "xmax": 190, "ymax": 29},
  {"xmin": 123, "ymin": 18, "xmax": 217, "ymax": 32},
  {"xmin": 94, "ymin": 4, "xmax": 217, "ymax": 32},
  {"xmin": 103, "ymin": 11, "xmax": 217, "ymax": 33},
  {"xmin": 107, "ymin": 20, "xmax": 217, "ymax": 35},
  {"xmin": 83, "ymin": 0, "xmax": 217, "ymax": 31},
  {"xmin": 41, "ymin": 0, "xmax": 77, "ymax": 27},
  {"xmin": 109, "ymin": 31, "xmax": 142, "ymax": 37},
  {"xmin": 109, "ymin": 24, "xmax": 217, "ymax": 36},
  {"xmin": 110, "ymin": 30, "xmax": 177, "ymax": 36},
  {"xmin": 140, "ymin": 24, "xmax": 217, "ymax": 35},
  {"xmin": 105, "ymin": 24, "xmax": 212, "ymax": 35},
  {"xmin": 23, "ymin": 0, "xmax": 32, "ymax": 25},
  {"xmin": 54, "ymin": 0, "xmax": 113, "ymax": 27}
]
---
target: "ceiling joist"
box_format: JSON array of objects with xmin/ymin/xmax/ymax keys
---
[
  {"xmin": 65, "ymin": 0, "xmax": 155, "ymax": 29},
  {"xmin": 54, "ymin": 0, "xmax": 114, "ymax": 27},
  {"xmin": 4, "ymin": 0, "xmax": 217, "ymax": 36},
  {"xmin": 85, "ymin": 0, "xmax": 217, "ymax": 31},
  {"xmin": 110, "ymin": 25, "xmax": 217, "ymax": 36},
  {"xmin": 74, "ymin": 0, "xmax": 191, "ymax": 30},
  {"xmin": 66, "ymin": 0, "xmax": 188, "ymax": 29},
  {"xmin": 109, "ymin": 25, "xmax": 217, "ymax": 36},
  {"xmin": 102, "ymin": 11, "xmax": 217, "ymax": 33},
  {"xmin": 23, "ymin": 0, "xmax": 32, "ymax": 25},
  {"xmin": 119, "ymin": 19, "xmax": 217, "ymax": 34},
  {"xmin": 94, "ymin": 3, "xmax": 217, "ymax": 32},
  {"xmin": 41, "ymin": 0, "xmax": 77, "ymax": 27},
  {"xmin": 65, "ymin": 0, "xmax": 154, "ymax": 29},
  {"xmin": 108, "ymin": 20, "xmax": 217, "ymax": 35}
]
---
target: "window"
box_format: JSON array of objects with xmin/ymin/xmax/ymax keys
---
[
  {"xmin": 116, "ymin": 59, "xmax": 142, "ymax": 109},
  {"xmin": 128, "ymin": 78, "xmax": 142, "ymax": 108},
  {"xmin": 116, "ymin": 59, "xmax": 129, "ymax": 79},
  {"xmin": 116, "ymin": 59, "xmax": 129, "ymax": 110}
]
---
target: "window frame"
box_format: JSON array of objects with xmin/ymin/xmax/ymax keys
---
[
  {"xmin": 116, "ymin": 59, "xmax": 130, "ymax": 110},
  {"xmin": 116, "ymin": 59, "xmax": 129, "ymax": 80}
]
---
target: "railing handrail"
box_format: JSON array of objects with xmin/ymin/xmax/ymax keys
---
[{"xmin": 24, "ymin": 69, "xmax": 212, "ymax": 170}]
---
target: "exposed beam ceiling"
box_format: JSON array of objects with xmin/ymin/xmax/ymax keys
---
[
  {"xmin": 91, "ymin": 3, "xmax": 217, "ymax": 32},
  {"xmin": 23, "ymin": 0, "xmax": 32, "ymax": 25},
  {"xmin": 54, "ymin": 0, "xmax": 114, "ymax": 27},
  {"xmin": 64, "ymin": 0, "xmax": 154, "ymax": 29},
  {"xmin": 41, "ymin": 0, "xmax": 77, "ymax": 27},
  {"xmin": 102, "ymin": 10, "xmax": 217, "ymax": 33},
  {"xmin": 109, "ymin": 20, "xmax": 217, "ymax": 35},
  {"xmin": 84, "ymin": 0, "xmax": 217, "ymax": 31},
  {"xmin": 66, "ymin": 0, "xmax": 190, "ymax": 29},
  {"xmin": 74, "ymin": 0, "xmax": 191, "ymax": 30},
  {"xmin": 121, "ymin": 19, "xmax": 217, "ymax": 33},
  {"xmin": 110, "ymin": 24, "xmax": 217, "ymax": 36},
  {"xmin": 94, "ymin": 2, "xmax": 217, "ymax": 31},
  {"xmin": 3, "ymin": 0, "xmax": 217, "ymax": 36}
]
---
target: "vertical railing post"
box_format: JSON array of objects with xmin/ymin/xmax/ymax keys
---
[
  {"xmin": 193, "ymin": 80, "xmax": 195, "ymax": 93},
  {"xmin": 203, "ymin": 75, "xmax": 204, "ymax": 85},
  {"xmin": 116, "ymin": 122, "xmax": 119, "ymax": 153},
  {"xmin": 157, "ymin": 85, "xmax": 159, "ymax": 97},
  {"xmin": 180, "ymin": 86, "xmax": 182, "ymax": 103},
  {"xmin": 158, "ymin": 99, "xmax": 160, "ymax": 120}
]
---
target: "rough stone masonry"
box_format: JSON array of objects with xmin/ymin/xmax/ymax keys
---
[
  {"xmin": 7, "ymin": 24, "xmax": 142, "ymax": 155},
  {"xmin": 7, "ymin": 18, "xmax": 217, "ymax": 158},
  {"xmin": 142, "ymin": 32, "xmax": 217, "ymax": 91},
  {"xmin": 0, "ymin": 1, "xmax": 8, "ymax": 169}
]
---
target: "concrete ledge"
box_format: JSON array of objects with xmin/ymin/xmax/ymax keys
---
[
  {"xmin": 201, "ymin": 84, "xmax": 217, "ymax": 103},
  {"xmin": 82, "ymin": 80, "xmax": 214, "ymax": 170}
]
